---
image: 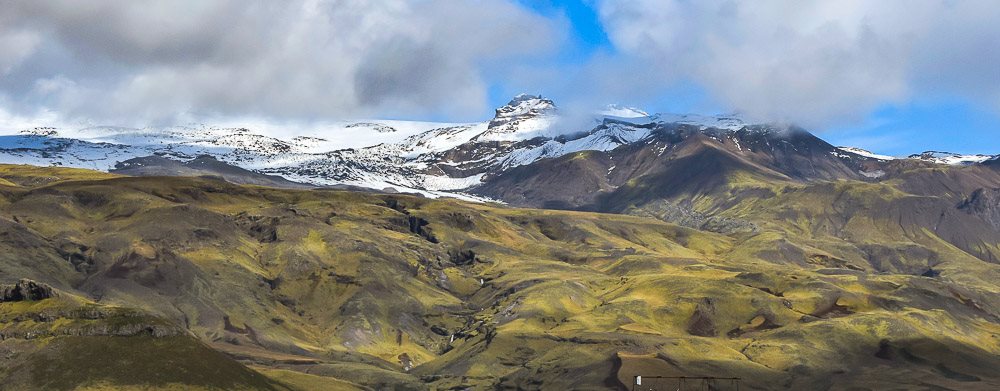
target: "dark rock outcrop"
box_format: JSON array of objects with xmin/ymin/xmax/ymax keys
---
[
  {"xmin": 407, "ymin": 216, "xmax": 438, "ymax": 243},
  {"xmin": 448, "ymin": 248, "xmax": 478, "ymax": 265},
  {"xmin": 686, "ymin": 298, "xmax": 717, "ymax": 337},
  {"xmin": 0, "ymin": 279, "xmax": 54, "ymax": 302}
]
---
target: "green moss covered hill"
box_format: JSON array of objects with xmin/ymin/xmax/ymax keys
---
[{"xmin": 0, "ymin": 163, "xmax": 998, "ymax": 390}]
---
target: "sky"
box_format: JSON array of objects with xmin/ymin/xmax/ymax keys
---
[{"xmin": 0, "ymin": 0, "xmax": 998, "ymax": 156}]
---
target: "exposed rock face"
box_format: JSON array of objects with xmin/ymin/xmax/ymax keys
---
[
  {"xmin": 236, "ymin": 213, "xmax": 280, "ymax": 243},
  {"xmin": 0, "ymin": 279, "xmax": 54, "ymax": 302},
  {"xmin": 959, "ymin": 188, "xmax": 1000, "ymax": 229},
  {"xmin": 447, "ymin": 248, "xmax": 478, "ymax": 265},
  {"xmin": 407, "ymin": 216, "xmax": 438, "ymax": 243}
]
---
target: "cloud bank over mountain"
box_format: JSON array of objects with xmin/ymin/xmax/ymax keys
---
[
  {"xmin": 0, "ymin": 0, "xmax": 562, "ymax": 124},
  {"xmin": 0, "ymin": 0, "xmax": 998, "ymax": 130},
  {"xmin": 594, "ymin": 0, "xmax": 1000, "ymax": 127}
]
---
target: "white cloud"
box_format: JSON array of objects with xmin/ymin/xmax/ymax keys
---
[
  {"xmin": 2, "ymin": 0, "xmax": 998, "ymax": 130},
  {"xmin": 595, "ymin": 0, "xmax": 1000, "ymax": 127},
  {"xmin": 0, "ymin": 0, "xmax": 562, "ymax": 125}
]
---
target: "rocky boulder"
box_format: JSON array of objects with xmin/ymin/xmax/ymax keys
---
[{"xmin": 0, "ymin": 279, "xmax": 55, "ymax": 302}]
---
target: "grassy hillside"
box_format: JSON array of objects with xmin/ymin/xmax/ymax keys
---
[
  {"xmin": 0, "ymin": 287, "xmax": 284, "ymax": 390},
  {"xmin": 1, "ymin": 165, "xmax": 999, "ymax": 390}
]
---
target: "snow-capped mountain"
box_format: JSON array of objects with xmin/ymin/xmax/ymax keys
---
[
  {"xmin": 907, "ymin": 151, "xmax": 999, "ymax": 166},
  {"xmin": 833, "ymin": 148, "xmax": 1000, "ymax": 165},
  {"xmin": 1, "ymin": 95, "xmax": 996, "ymax": 200}
]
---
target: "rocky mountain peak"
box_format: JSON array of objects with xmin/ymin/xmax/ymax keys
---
[{"xmin": 489, "ymin": 94, "xmax": 556, "ymax": 129}]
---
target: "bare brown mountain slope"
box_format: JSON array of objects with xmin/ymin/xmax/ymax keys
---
[{"xmin": 472, "ymin": 124, "xmax": 1000, "ymax": 265}]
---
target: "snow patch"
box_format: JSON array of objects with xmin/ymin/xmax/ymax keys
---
[
  {"xmin": 601, "ymin": 104, "xmax": 649, "ymax": 119},
  {"xmin": 837, "ymin": 147, "xmax": 896, "ymax": 161}
]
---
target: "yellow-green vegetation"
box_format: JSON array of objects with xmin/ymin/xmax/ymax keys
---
[
  {"xmin": 0, "ymin": 164, "xmax": 999, "ymax": 390},
  {"xmin": 251, "ymin": 367, "xmax": 363, "ymax": 391},
  {"xmin": 0, "ymin": 288, "xmax": 284, "ymax": 390},
  {"xmin": 0, "ymin": 293, "xmax": 177, "ymax": 341},
  {"xmin": 5, "ymin": 336, "xmax": 285, "ymax": 391},
  {"xmin": 0, "ymin": 164, "xmax": 121, "ymax": 187}
]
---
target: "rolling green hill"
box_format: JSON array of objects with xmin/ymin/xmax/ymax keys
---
[{"xmin": 1, "ymin": 164, "xmax": 999, "ymax": 390}]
